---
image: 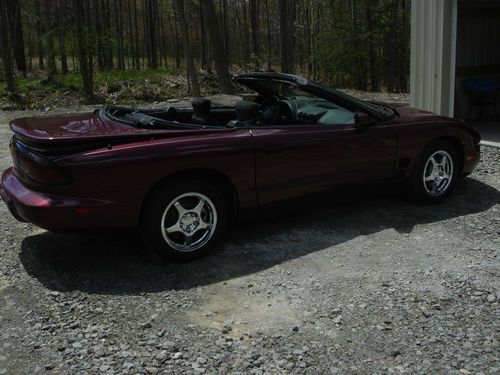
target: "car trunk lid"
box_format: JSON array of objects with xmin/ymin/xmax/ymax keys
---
[{"xmin": 9, "ymin": 111, "xmax": 170, "ymax": 146}]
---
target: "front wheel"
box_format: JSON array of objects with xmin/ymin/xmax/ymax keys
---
[
  {"xmin": 406, "ymin": 140, "xmax": 459, "ymax": 204},
  {"xmin": 140, "ymin": 178, "xmax": 228, "ymax": 261}
]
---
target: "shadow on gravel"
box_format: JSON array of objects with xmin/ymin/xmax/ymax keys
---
[{"xmin": 19, "ymin": 177, "xmax": 499, "ymax": 294}]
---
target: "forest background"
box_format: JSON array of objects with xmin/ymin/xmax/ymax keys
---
[{"xmin": 0, "ymin": 0, "xmax": 410, "ymax": 109}]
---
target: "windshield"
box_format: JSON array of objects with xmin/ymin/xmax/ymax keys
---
[{"xmin": 238, "ymin": 77, "xmax": 395, "ymax": 120}]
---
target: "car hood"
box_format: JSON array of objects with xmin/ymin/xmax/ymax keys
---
[
  {"xmin": 394, "ymin": 106, "xmax": 456, "ymax": 123},
  {"xmin": 9, "ymin": 112, "xmax": 181, "ymax": 146},
  {"xmin": 391, "ymin": 106, "xmax": 481, "ymax": 143}
]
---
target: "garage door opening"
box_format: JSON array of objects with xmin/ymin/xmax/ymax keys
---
[{"xmin": 454, "ymin": 0, "xmax": 500, "ymax": 145}]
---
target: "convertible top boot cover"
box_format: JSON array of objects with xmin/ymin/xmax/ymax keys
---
[{"xmin": 191, "ymin": 97, "xmax": 219, "ymax": 126}]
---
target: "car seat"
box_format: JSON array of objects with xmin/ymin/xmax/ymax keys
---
[
  {"xmin": 191, "ymin": 97, "xmax": 219, "ymax": 126},
  {"xmin": 227, "ymin": 101, "xmax": 262, "ymax": 127}
]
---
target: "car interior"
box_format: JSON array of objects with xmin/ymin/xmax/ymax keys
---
[{"xmin": 104, "ymin": 80, "xmax": 358, "ymax": 129}]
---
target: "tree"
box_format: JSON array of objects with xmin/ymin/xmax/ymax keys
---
[
  {"xmin": 249, "ymin": 0, "xmax": 259, "ymax": 68},
  {"xmin": 0, "ymin": 0, "xmax": 414, "ymax": 100},
  {"xmin": 0, "ymin": 0, "xmax": 16, "ymax": 92},
  {"xmin": 145, "ymin": 0, "xmax": 158, "ymax": 69},
  {"xmin": 8, "ymin": 1, "xmax": 27, "ymax": 77},
  {"xmin": 74, "ymin": 0, "xmax": 94, "ymax": 100},
  {"xmin": 201, "ymin": 0, "xmax": 234, "ymax": 94},
  {"xmin": 44, "ymin": 1, "xmax": 57, "ymax": 83},
  {"xmin": 279, "ymin": 0, "xmax": 294, "ymax": 73},
  {"xmin": 174, "ymin": 0, "xmax": 200, "ymax": 96},
  {"xmin": 56, "ymin": 0, "xmax": 68, "ymax": 75},
  {"xmin": 34, "ymin": 0, "xmax": 44, "ymax": 69}
]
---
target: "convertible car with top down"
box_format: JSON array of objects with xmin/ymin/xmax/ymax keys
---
[{"xmin": 0, "ymin": 72, "xmax": 481, "ymax": 260}]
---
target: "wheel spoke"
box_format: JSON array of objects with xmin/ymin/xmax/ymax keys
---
[
  {"xmin": 192, "ymin": 199, "xmax": 206, "ymax": 216},
  {"xmin": 424, "ymin": 175, "xmax": 435, "ymax": 182},
  {"xmin": 438, "ymin": 157, "xmax": 447, "ymax": 169},
  {"xmin": 193, "ymin": 220, "xmax": 210, "ymax": 234},
  {"xmin": 166, "ymin": 222, "xmax": 181, "ymax": 234},
  {"xmin": 428, "ymin": 180, "xmax": 436, "ymax": 192},
  {"xmin": 184, "ymin": 234, "xmax": 193, "ymax": 247},
  {"xmin": 174, "ymin": 201, "xmax": 188, "ymax": 216},
  {"xmin": 430, "ymin": 157, "xmax": 438, "ymax": 170}
]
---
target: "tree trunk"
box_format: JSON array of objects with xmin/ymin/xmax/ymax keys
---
[
  {"xmin": 34, "ymin": 0, "xmax": 44, "ymax": 69},
  {"xmin": 249, "ymin": 0, "xmax": 259, "ymax": 68},
  {"xmin": 265, "ymin": 0, "xmax": 272, "ymax": 70},
  {"xmin": 222, "ymin": 0, "xmax": 229, "ymax": 66},
  {"xmin": 159, "ymin": 2, "xmax": 168, "ymax": 69},
  {"xmin": 44, "ymin": 1, "xmax": 57, "ymax": 83},
  {"xmin": 0, "ymin": 1, "xmax": 16, "ymax": 92},
  {"xmin": 199, "ymin": 1, "xmax": 208, "ymax": 70},
  {"xmin": 202, "ymin": 0, "xmax": 234, "ymax": 94},
  {"xmin": 366, "ymin": 2, "xmax": 378, "ymax": 91},
  {"xmin": 172, "ymin": 2, "xmax": 181, "ymax": 69},
  {"xmin": 279, "ymin": 0, "xmax": 293, "ymax": 73},
  {"xmin": 56, "ymin": 0, "xmax": 68, "ymax": 74},
  {"xmin": 95, "ymin": 0, "xmax": 104, "ymax": 70},
  {"xmin": 133, "ymin": 0, "xmax": 140, "ymax": 69},
  {"xmin": 173, "ymin": 0, "xmax": 200, "ymax": 96},
  {"xmin": 9, "ymin": 1, "xmax": 27, "ymax": 77},
  {"xmin": 74, "ymin": 0, "xmax": 94, "ymax": 100},
  {"xmin": 145, "ymin": 0, "xmax": 158, "ymax": 69},
  {"xmin": 114, "ymin": 0, "xmax": 125, "ymax": 70},
  {"xmin": 387, "ymin": 0, "xmax": 398, "ymax": 92},
  {"xmin": 127, "ymin": 0, "xmax": 135, "ymax": 69}
]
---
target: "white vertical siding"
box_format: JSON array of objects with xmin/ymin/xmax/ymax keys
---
[{"xmin": 410, "ymin": 0, "xmax": 457, "ymax": 116}]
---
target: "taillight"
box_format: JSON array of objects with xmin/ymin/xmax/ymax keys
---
[{"xmin": 10, "ymin": 138, "xmax": 72, "ymax": 186}]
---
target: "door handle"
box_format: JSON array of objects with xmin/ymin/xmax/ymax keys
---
[{"xmin": 261, "ymin": 144, "xmax": 284, "ymax": 153}]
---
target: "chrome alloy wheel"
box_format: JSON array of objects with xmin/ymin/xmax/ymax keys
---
[
  {"xmin": 160, "ymin": 192, "xmax": 217, "ymax": 252},
  {"xmin": 423, "ymin": 150, "xmax": 454, "ymax": 197}
]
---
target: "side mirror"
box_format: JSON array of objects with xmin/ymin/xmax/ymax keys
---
[{"xmin": 354, "ymin": 112, "xmax": 373, "ymax": 128}]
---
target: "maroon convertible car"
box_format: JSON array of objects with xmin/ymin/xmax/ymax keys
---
[{"xmin": 0, "ymin": 72, "xmax": 480, "ymax": 260}]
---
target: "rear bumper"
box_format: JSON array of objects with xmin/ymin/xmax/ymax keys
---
[{"xmin": 0, "ymin": 168, "xmax": 133, "ymax": 232}]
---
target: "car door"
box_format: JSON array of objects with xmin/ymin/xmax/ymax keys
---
[{"xmin": 250, "ymin": 120, "xmax": 397, "ymax": 206}]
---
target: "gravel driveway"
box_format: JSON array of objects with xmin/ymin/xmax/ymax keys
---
[{"xmin": 0, "ymin": 108, "xmax": 499, "ymax": 375}]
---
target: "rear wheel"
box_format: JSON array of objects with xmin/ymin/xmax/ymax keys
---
[
  {"xmin": 406, "ymin": 140, "xmax": 459, "ymax": 204},
  {"xmin": 141, "ymin": 178, "xmax": 228, "ymax": 261}
]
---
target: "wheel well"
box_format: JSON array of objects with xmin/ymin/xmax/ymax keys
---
[
  {"xmin": 142, "ymin": 169, "xmax": 239, "ymax": 220},
  {"xmin": 432, "ymin": 136, "xmax": 465, "ymax": 173}
]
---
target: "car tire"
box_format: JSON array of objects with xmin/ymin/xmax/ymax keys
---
[
  {"xmin": 406, "ymin": 140, "xmax": 459, "ymax": 204},
  {"xmin": 140, "ymin": 178, "xmax": 228, "ymax": 261}
]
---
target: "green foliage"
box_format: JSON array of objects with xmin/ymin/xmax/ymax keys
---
[
  {"xmin": 56, "ymin": 68, "xmax": 183, "ymax": 87},
  {"xmin": 0, "ymin": 68, "xmax": 188, "ymax": 110},
  {"xmin": 0, "ymin": 0, "xmax": 411, "ymax": 107},
  {"xmin": 315, "ymin": 0, "xmax": 410, "ymax": 91}
]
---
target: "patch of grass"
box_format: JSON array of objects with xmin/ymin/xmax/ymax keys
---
[
  {"xmin": 1, "ymin": 67, "xmax": 187, "ymax": 110},
  {"xmin": 57, "ymin": 67, "xmax": 184, "ymax": 87}
]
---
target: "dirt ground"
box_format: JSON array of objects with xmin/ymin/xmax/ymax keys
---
[{"xmin": 0, "ymin": 107, "xmax": 499, "ymax": 375}]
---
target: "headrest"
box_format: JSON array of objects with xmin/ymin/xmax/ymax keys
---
[
  {"xmin": 192, "ymin": 97, "xmax": 211, "ymax": 115},
  {"xmin": 235, "ymin": 101, "xmax": 261, "ymax": 122}
]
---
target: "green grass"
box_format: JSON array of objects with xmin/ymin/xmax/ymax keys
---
[
  {"xmin": 0, "ymin": 67, "xmax": 188, "ymax": 109},
  {"xmin": 1, "ymin": 67, "xmax": 184, "ymax": 91},
  {"xmin": 58, "ymin": 67, "xmax": 184, "ymax": 86}
]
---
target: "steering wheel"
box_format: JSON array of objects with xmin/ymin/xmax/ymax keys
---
[
  {"xmin": 259, "ymin": 95, "xmax": 280, "ymax": 108},
  {"xmin": 269, "ymin": 101, "xmax": 295, "ymax": 125}
]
